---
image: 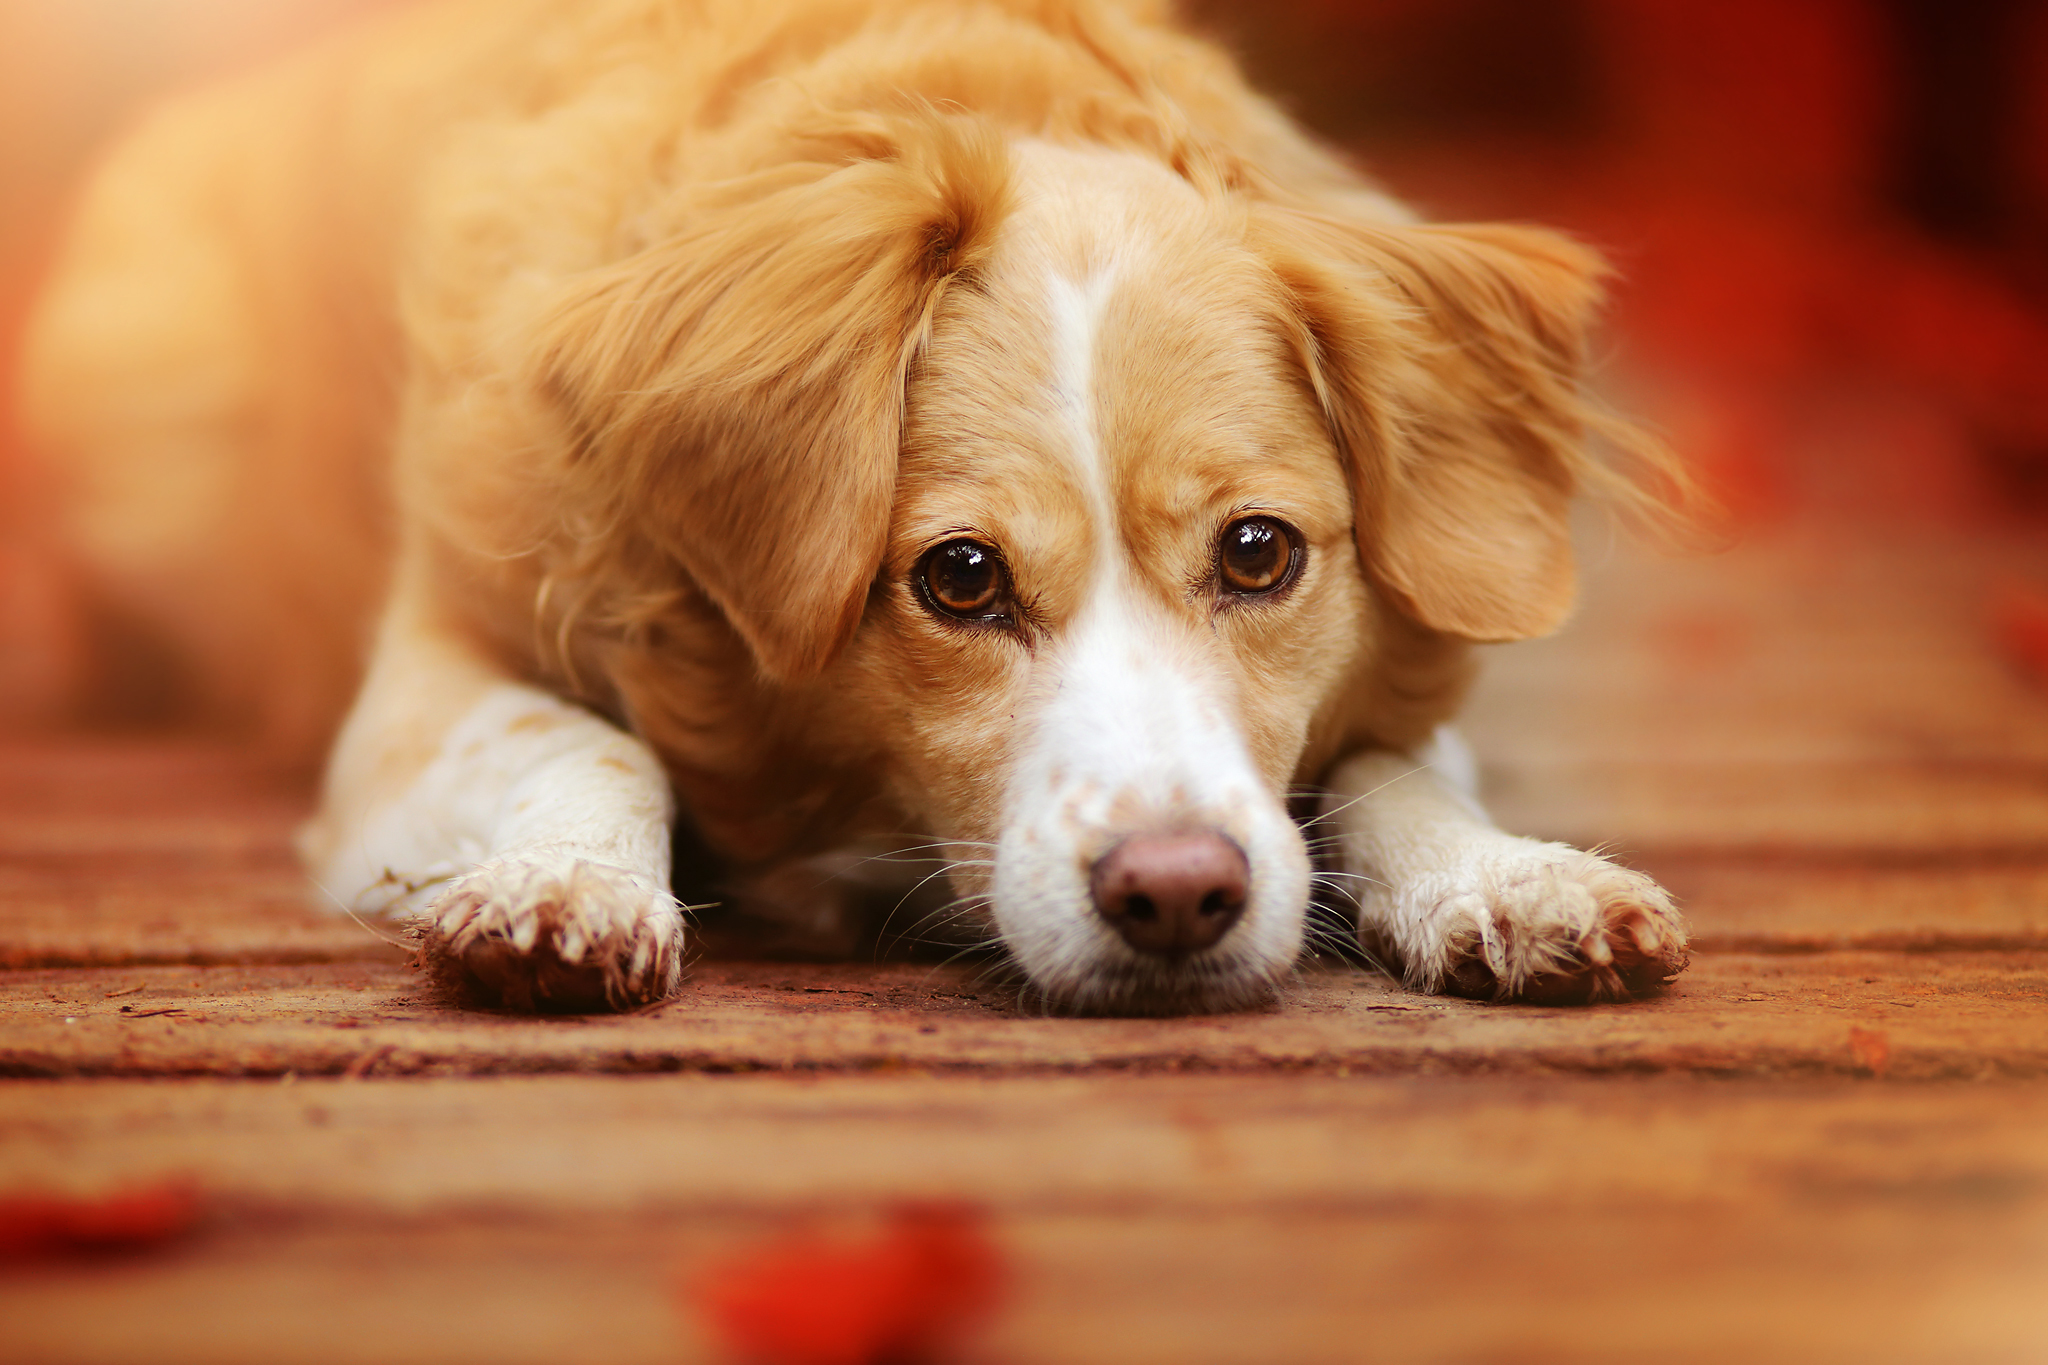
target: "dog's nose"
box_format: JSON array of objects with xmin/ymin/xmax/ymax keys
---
[{"xmin": 1090, "ymin": 831, "xmax": 1249, "ymax": 956}]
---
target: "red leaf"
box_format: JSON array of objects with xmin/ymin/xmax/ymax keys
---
[
  {"xmin": 693, "ymin": 1203, "xmax": 1005, "ymax": 1365},
  {"xmin": 1992, "ymin": 579, "xmax": 2048, "ymax": 690},
  {"xmin": 0, "ymin": 1182, "xmax": 200, "ymax": 1259}
]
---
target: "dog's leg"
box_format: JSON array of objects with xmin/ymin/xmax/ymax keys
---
[
  {"xmin": 1322, "ymin": 730, "xmax": 1688, "ymax": 1003},
  {"xmin": 300, "ymin": 601, "xmax": 682, "ymax": 1011}
]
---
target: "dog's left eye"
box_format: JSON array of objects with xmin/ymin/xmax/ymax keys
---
[
  {"xmin": 917, "ymin": 539, "xmax": 1012, "ymax": 623},
  {"xmin": 1218, "ymin": 516, "xmax": 1301, "ymax": 596}
]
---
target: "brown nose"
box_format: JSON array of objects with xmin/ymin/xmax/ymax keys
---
[{"xmin": 1090, "ymin": 831, "xmax": 1249, "ymax": 957}]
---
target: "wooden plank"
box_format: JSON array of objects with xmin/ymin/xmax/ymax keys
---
[
  {"xmin": 4, "ymin": 1206, "xmax": 2043, "ymax": 1365},
  {"xmin": 1478, "ymin": 759, "xmax": 2048, "ymax": 856},
  {"xmin": 6, "ymin": 954, "xmax": 2044, "ymax": 1081},
  {"xmin": 12, "ymin": 1071, "xmax": 2047, "ymax": 1213},
  {"xmin": 0, "ymin": 740, "xmax": 310, "ymax": 839},
  {"xmin": 0, "ymin": 1217, "xmax": 696, "ymax": 1365},
  {"xmin": 0, "ymin": 739, "xmax": 400, "ymax": 967},
  {"xmin": 1468, "ymin": 526, "xmax": 2048, "ymax": 761},
  {"xmin": 1653, "ymin": 856, "xmax": 2048, "ymax": 951},
  {"xmin": 2, "ymin": 1075, "xmax": 2045, "ymax": 1364},
  {"xmin": 0, "ymin": 868, "xmax": 406, "ymax": 969},
  {"xmin": 1464, "ymin": 526, "xmax": 2048, "ymax": 849}
]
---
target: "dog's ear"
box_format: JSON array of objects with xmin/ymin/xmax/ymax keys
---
[
  {"xmin": 532, "ymin": 114, "xmax": 1009, "ymax": 678},
  {"xmin": 1254, "ymin": 210, "xmax": 1625, "ymax": 641}
]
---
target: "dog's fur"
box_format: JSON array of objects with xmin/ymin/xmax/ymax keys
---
[{"xmin": 22, "ymin": 0, "xmax": 1690, "ymax": 1013}]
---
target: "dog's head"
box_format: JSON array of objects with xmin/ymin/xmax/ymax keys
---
[{"xmin": 537, "ymin": 111, "xmax": 1641, "ymax": 1013}]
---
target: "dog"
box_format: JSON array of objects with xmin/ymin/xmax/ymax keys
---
[{"xmin": 22, "ymin": 0, "xmax": 1691, "ymax": 1013}]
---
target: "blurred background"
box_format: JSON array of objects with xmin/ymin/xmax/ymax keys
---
[
  {"xmin": 3, "ymin": 0, "xmax": 2047, "ymax": 726},
  {"xmin": 1190, "ymin": 0, "xmax": 2048, "ymax": 531},
  {"xmin": 4, "ymin": 9, "xmax": 2047, "ymax": 1360}
]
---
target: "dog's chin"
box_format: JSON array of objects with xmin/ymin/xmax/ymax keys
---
[
  {"xmin": 988, "ymin": 924, "xmax": 1302, "ymax": 1017},
  {"xmin": 1038, "ymin": 957, "xmax": 1290, "ymax": 1017}
]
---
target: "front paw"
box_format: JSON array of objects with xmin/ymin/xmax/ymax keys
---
[
  {"xmin": 1389, "ymin": 846, "xmax": 1689, "ymax": 1004},
  {"xmin": 416, "ymin": 853, "xmax": 684, "ymax": 1011}
]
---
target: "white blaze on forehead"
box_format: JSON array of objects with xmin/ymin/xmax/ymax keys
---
[
  {"xmin": 1042, "ymin": 267, "xmax": 1120, "ymax": 549},
  {"xmin": 1008, "ymin": 138, "xmax": 1187, "ymax": 572},
  {"xmin": 1031, "ymin": 256, "xmax": 1242, "ymax": 813},
  {"xmin": 1029, "ymin": 589, "xmax": 1262, "ymax": 820}
]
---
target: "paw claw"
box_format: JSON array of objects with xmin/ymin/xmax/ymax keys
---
[
  {"xmin": 416, "ymin": 853, "xmax": 684, "ymax": 1012},
  {"xmin": 1392, "ymin": 846, "xmax": 1689, "ymax": 1005}
]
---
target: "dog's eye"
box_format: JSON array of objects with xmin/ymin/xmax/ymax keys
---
[
  {"xmin": 918, "ymin": 539, "xmax": 1011, "ymax": 622},
  {"xmin": 1218, "ymin": 517, "xmax": 1300, "ymax": 596}
]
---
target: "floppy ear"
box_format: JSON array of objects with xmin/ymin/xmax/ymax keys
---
[
  {"xmin": 532, "ymin": 114, "xmax": 1009, "ymax": 678},
  {"xmin": 1254, "ymin": 209, "xmax": 1619, "ymax": 641}
]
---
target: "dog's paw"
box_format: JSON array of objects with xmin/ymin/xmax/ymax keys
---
[
  {"xmin": 1389, "ymin": 845, "xmax": 1689, "ymax": 1004},
  {"xmin": 415, "ymin": 853, "xmax": 684, "ymax": 1012}
]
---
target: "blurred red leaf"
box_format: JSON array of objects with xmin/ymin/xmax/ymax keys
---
[
  {"xmin": 1993, "ymin": 578, "xmax": 2048, "ymax": 690},
  {"xmin": 0, "ymin": 1181, "xmax": 200, "ymax": 1259},
  {"xmin": 693, "ymin": 1203, "xmax": 1005, "ymax": 1365}
]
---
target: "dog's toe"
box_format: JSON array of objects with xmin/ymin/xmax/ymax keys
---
[
  {"xmin": 1404, "ymin": 847, "xmax": 1689, "ymax": 1004},
  {"xmin": 416, "ymin": 853, "xmax": 684, "ymax": 1011}
]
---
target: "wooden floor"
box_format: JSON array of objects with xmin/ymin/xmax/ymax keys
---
[{"xmin": 4, "ymin": 522, "xmax": 2048, "ymax": 1364}]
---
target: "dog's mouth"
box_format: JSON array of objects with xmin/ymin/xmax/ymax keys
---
[
  {"xmin": 1006, "ymin": 950, "xmax": 1294, "ymax": 1017},
  {"xmin": 914, "ymin": 910, "xmax": 1296, "ymax": 1016}
]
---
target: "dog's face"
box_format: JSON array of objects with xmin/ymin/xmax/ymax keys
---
[
  {"xmin": 539, "ymin": 116, "xmax": 1616, "ymax": 1013},
  {"xmin": 840, "ymin": 144, "xmax": 1366, "ymax": 1011}
]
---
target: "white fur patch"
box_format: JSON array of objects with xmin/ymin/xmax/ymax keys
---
[
  {"xmin": 1043, "ymin": 267, "xmax": 1120, "ymax": 539},
  {"xmin": 1321, "ymin": 741, "xmax": 1689, "ymax": 1002},
  {"xmin": 977, "ymin": 246, "xmax": 1308, "ymax": 1010},
  {"xmin": 314, "ymin": 682, "xmax": 673, "ymax": 917},
  {"xmin": 991, "ymin": 580, "xmax": 1309, "ymax": 1009},
  {"xmin": 310, "ymin": 677, "xmax": 684, "ymax": 1006}
]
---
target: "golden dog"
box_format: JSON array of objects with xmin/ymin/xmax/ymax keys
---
[{"xmin": 24, "ymin": 0, "xmax": 1690, "ymax": 1012}]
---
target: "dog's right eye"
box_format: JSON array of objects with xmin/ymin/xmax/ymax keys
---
[
  {"xmin": 1217, "ymin": 516, "xmax": 1301, "ymax": 597},
  {"xmin": 917, "ymin": 539, "xmax": 1012, "ymax": 624}
]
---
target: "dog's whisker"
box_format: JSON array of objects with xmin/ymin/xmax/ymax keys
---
[
  {"xmin": 915, "ymin": 934, "xmax": 1009, "ymax": 979},
  {"xmin": 874, "ymin": 876, "xmax": 997, "ymax": 958},
  {"xmin": 838, "ymin": 840, "xmax": 999, "ymax": 874},
  {"xmin": 307, "ymin": 875, "xmax": 415, "ymax": 952},
  {"xmin": 870, "ymin": 861, "xmax": 991, "ymax": 957},
  {"xmin": 1309, "ymin": 766, "xmax": 1433, "ymax": 827}
]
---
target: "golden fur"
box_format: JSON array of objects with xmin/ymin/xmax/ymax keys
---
[{"xmin": 23, "ymin": 0, "xmax": 1686, "ymax": 1011}]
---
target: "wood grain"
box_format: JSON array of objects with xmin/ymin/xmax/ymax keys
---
[{"xmin": 6, "ymin": 525, "xmax": 2048, "ymax": 1363}]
